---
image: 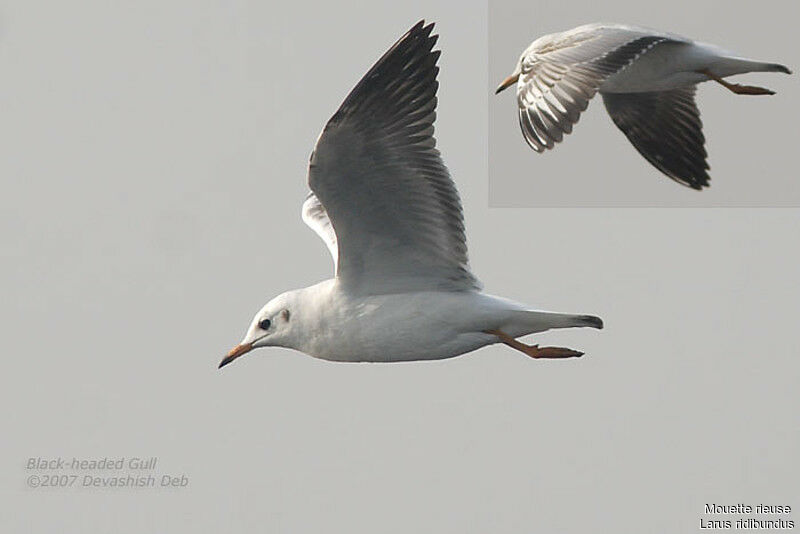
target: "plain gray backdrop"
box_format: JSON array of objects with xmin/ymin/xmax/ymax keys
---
[
  {"xmin": 489, "ymin": 0, "xmax": 800, "ymax": 206},
  {"xmin": 2, "ymin": 1, "xmax": 798, "ymax": 533}
]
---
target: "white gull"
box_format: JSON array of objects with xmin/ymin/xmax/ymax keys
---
[
  {"xmin": 220, "ymin": 21, "xmax": 602, "ymax": 368},
  {"xmin": 495, "ymin": 23, "xmax": 792, "ymax": 189}
]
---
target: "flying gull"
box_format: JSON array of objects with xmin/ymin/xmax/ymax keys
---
[
  {"xmin": 495, "ymin": 23, "xmax": 792, "ymax": 189},
  {"xmin": 220, "ymin": 21, "xmax": 602, "ymax": 368}
]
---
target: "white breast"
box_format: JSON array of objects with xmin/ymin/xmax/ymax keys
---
[{"xmin": 294, "ymin": 285, "xmax": 503, "ymax": 362}]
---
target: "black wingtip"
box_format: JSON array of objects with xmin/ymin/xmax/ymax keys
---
[
  {"xmin": 687, "ymin": 166, "xmax": 711, "ymax": 190},
  {"xmin": 404, "ymin": 19, "xmax": 436, "ymax": 41},
  {"xmin": 684, "ymin": 174, "xmax": 710, "ymax": 190},
  {"xmin": 329, "ymin": 17, "xmax": 442, "ymax": 127}
]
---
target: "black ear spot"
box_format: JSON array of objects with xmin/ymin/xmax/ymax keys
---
[{"xmin": 281, "ymin": 309, "xmax": 291, "ymax": 321}]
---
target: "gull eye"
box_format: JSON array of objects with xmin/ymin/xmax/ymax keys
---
[{"xmin": 258, "ymin": 318, "xmax": 271, "ymax": 330}]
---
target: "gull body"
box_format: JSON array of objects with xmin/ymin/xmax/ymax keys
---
[
  {"xmin": 602, "ymin": 38, "xmax": 778, "ymax": 93},
  {"xmin": 496, "ymin": 23, "xmax": 792, "ymax": 189},
  {"xmin": 239, "ymin": 280, "xmax": 600, "ymax": 363},
  {"xmin": 220, "ymin": 22, "xmax": 602, "ymax": 368}
]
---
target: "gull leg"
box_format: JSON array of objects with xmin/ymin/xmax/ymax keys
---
[
  {"xmin": 698, "ymin": 69, "xmax": 775, "ymax": 95},
  {"xmin": 484, "ymin": 329, "xmax": 584, "ymax": 359}
]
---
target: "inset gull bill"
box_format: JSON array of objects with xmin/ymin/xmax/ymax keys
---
[
  {"xmin": 495, "ymin": 23, "xmax": 792, "ymax": 189},
  {"xmin": 219, "ymin": 21, "xmax": 602, "ymax": 369}
]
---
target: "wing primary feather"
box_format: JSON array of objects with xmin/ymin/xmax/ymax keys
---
[
  {"xmin": 515, "ymin": 32, "xmax": 674, "ymax": 153},
  {"xmin": 602, "ymin": 87, "xmax": 710, "ymax": 189},
  {"xmin": 306, "ymin": 21, "xmax": 481, "ymax": 295}
]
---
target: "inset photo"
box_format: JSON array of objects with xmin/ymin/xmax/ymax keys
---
[{"xmin": 489, "ymin": 0, "xmax": 799, "ymax": 206}]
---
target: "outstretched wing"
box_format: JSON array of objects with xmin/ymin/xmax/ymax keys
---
[
  {"xmin": 602, "ymin": 87, "xmax": 709, "ymax": 189},
  {"xmin": 516, "ymin": 25, "xmax": 679, "ymax": 151},
  {"xmin": 305, "ymin": 21, "xmax": 480, "ymax": 295}
]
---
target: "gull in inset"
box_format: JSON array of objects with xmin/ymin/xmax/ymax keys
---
[
  {"xmin": 219, "ymin": 21, "xmax": 602, "ymax": 369},
  {"xmin": 495, "ymin": 23, "xmax": 792, "ymax": 189}
]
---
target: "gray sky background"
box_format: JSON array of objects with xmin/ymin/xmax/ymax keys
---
[
  {"xmin": 489, "ymin": 0, "xmax": 800, "ymax": 206},
  {"xmin": 2, "ymin": 1, "xmax": 798, "ymax": 532}
]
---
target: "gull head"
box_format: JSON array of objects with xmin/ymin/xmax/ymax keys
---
[
  {"xmin": 496, "ymin": 48, "xmax": 536, "ymax": 94},
  {"xmin": 219, "ymin": 291, "xmax": 296, "ymax": 369}
]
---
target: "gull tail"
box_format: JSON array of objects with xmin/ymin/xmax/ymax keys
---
[
  {"xmin": 763, "ymin": 63, "xmax": 792, "ymax": 75},
  {"xmin": 711, "ymin": 56, "xmax": 792, "ymax": 77},
  {"xmin": 510, "ymin": 310, "xmax": 604, "ymax": 334}
]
